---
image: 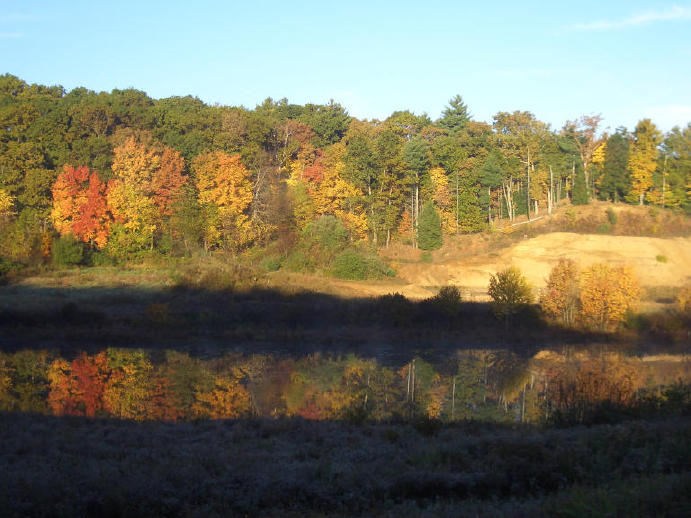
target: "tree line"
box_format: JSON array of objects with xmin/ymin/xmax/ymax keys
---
[{"xmin": 1, "ymin": 75, "xmax": 689, "ymax": 265}]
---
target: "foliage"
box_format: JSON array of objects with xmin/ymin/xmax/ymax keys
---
[
  {"xmin": 0, "ymin": 73, "xmax": 689, "ymax": 273},
  {"xmin": 579, "ymin": 264, "xmax": 641, "ymax": 331},
  {"xmin": 487, "ymin": 266, "xmax": 533, "ymax": 326},
  {"xmin": 627, "ymin": 119, "xmax": 662, "ymax": 204},
  {"xmin": 606, "ymin": 207, "xmax": 618, "ymax": 225},
  {"xmin": 330, "ymin": 249, "xmax": 394, "ymax": 280},
  {"xmin": 51, "ymin": 165, "xmax": 110, "ymax": 248},
  {"xmin": 417, "ymin": 201, "xmax": 443, "ymax": 250},
  {"xmin": 540, "ymin": 259, "xmax": 580, "ymax": 326},
  {"xmin": 259, "ymin": 254, "xmax": 282, "ymax": 271},
  {"xmin": 193, "ymin": 151, "xmax": 253, "ymax": 250},
  {"xmin": 51, "ymin": 234, "xmax": 84, "ymax": 266}
]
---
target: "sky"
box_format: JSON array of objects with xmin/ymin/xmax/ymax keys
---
[{"xmin": 1, "ymin": 0, "xmax": 690, "ymax": 133}]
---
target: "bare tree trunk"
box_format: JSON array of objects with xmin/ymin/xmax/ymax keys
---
[
  {"xmin": 526, "ymin": 150, "xmax": 531, "ymax": 221},
  {"xmin": 451, "ymin": 376, "xmax": 456, "ymax": 421},
  {"xmin": 456, "ymin": 170, "xmax": 460, "ymax": 234},
  {"xmin": 411, "ymin": 191, "xmax": 415, "ymax": 248},
  {"xmin": 662, "ymin": 154, "xmax": 667, "ymax": 208},
  {"xmin": 548, "ymin": 165, "xmax": 554, "ymax": 215}
]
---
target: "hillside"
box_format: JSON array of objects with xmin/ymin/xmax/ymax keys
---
[
  {"xmin": 311, "ymin": 204, "xmax": 691, "ymax": 303},
  {"xmin": 394, "ymin": 232, "xmax": 691, "ymax": 300}
]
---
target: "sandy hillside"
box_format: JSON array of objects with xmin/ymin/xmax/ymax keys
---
[{"xmin": 345, "ymin": 232, "xmax": 691, "ymax": 301}]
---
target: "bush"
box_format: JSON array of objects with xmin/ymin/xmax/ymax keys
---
[
  {"xmin": 596, "ymin": 222, "xmax": 611, "ymax": 234},
  {"xmin": 259, "ymin": 255, "xmax": 282, "ymax": 272},
  {"xmin": 656, "ymin": 255, "xmax": 667, "ymax": 263},
  {"xmin": 419, "ymin": 251, "xmax": 432, "ymax": 263},
  {"xmin": 431, "ymin": 286, "xmax": 463, "ymax": 317},
  {"xmin": 330, "ymin": 249, "xmax": 394, "ymax": 280},
  {"xmin": 606, "ymin": 207, "xmax": 618, "ymax": 225},
  {"xmin": 285, "ymin": 251, "xmax": 311, "ymax": 272},
  {"xmin": 89, "ymin": 251, "xmax": 116, "ymax": 266},
  {"xmin": 52, "ymin": 235, "xmax": 84, "ymax": 267},
  {"xmin": 303, "ymin": 215, "xmax": 349, "ymax": 257}
]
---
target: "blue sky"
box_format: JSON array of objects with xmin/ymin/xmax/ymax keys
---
[{"xmin": 2, "ymin": 1, "xmax": 690, "ymax": 132}]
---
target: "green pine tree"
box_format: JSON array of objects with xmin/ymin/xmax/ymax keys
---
[
  {"xmin": 418, "ymin": 202, "xmax": 443, "ymax": 250},
  {"xmin": 599, "ymin": 129, "xmax": 631, "ymax": 202},
  {"xmin": 572, "ymin": 162, "xmax": 589, "ymax": 205}
]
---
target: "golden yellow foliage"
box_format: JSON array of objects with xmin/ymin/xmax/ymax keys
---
[
  {"xmin": 309, "ymin": 143, "xmax": 368, "ymax": 239},
  {"xmin": 540, "ymin": 259, "xmax": 580, "ymax": 326},
  {"xmin": 0, "ymin": 188, "xmax": 16, "ymax": 217},
  {"xmin": 192, "ymin": 376, "xmax": 251, "ymax": 419},
  {"xmin": 579, "ymin": 264, "xmax": 640, "ymax": 331},
  {"xmin": 193, "ymin": 151, "xmax": 253, "ymax": 250},
  {"xmin": 591, "ymin": 142, "xmax": 606, "ymax": 166},
  {"xmin": 627, "ymin": 119, "xmax": 662, "ymax": 204},
  {"xmin": 428, "ymin": 167, "xmax": 455, "ymax": 233}
]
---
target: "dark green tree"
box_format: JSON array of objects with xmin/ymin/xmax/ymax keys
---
[
  {"xmin": 571, "ymin": 161, "xmax": 589, "ymax": 205},
  {"xmin": 417, "ymin": 201, "xmax": 442, "ymax": 250},
  {"xmin": 599, "ymin": 129, "xmax": 631, "ymax": 202},
  {"xmin": 437, "ymin": 94, "xmax": 471, "ymax": 134}
]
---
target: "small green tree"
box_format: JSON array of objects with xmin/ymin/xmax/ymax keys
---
[
  {"xmin": 417, "ymin": 202, "xmax": 442, "ymax": 250},
  {"xmin": 52, "ymin": 234, "xmax": 83, "ymax": 267},
  {"xmin": 487, "ymin": 266, "xmax": 533, "ymax": 330}
]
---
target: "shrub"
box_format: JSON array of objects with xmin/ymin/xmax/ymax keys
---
[
  {"xmin": 656, "ymin": 255, "xmax": 667, "ymax": 263},
  {"xmin": 419, "ymin": 251, "xmax": 432, "ymax": 263},
  {"xmin": 259, "ymin": 255, "xmax": 282, "ymax": 272},
  {"xmin": 303, "ymin": 215, "xmax": 348, "ymax": 257},
  {"xmin": 285, "ymin": 251, "xmax": 311, "ymax": 272},
  {"xmin": 331, "ymin": 249, "xmax": 394, "ymax": 280},
  {"xmin": 52, "ymin": 235, "xmax": 84, "ymax": 267},
  {"xmin": 376, "ymin": 293, "xmax": 413, "ymax": 326},
  {"xmin": 487, "ymin": 266, "xmax": 533, "ymax": 329},
  {"xmin": 596, "ymin": 222, "xmax": 611, "ymax": 234},
  {"xmin": 606, "ymin": 207, "xmax": 618, "ymax": 225},
  {"xmin": 431, "ymin": 286, "xmax": 463, "ymax": 317}
]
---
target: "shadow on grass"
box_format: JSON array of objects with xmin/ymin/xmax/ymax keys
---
[
  {"xmin": 0, "ymin": 283, "xmax": 618, "ymax": 360},
  {"xmin": 0, "ymin": 411, "xmax": 689, "ymax": 517}
]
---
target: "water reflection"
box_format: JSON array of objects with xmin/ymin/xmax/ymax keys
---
[{"xmin": 0, "ymin": 348, "xmax": 688, "ymax": 424}]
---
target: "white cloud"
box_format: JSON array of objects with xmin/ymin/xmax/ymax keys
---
[{"xmin": 569, "ymin": 5, "xmax": 691, "ymax": 31}]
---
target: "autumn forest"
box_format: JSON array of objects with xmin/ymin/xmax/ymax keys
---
[{"xmin": 1, "ymin": 73, "xmax": 690, "ymax": 517}]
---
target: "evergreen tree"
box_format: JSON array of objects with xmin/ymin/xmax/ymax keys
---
[
  {"xmin": 437, "ymin": 95, "xmax": 471, "ymax": 134},
  {"xmin": 599, "ymin": 129, "xmax": 631, "ymax": 202},
  {"xmin": 417, "ymin": 201, "xmax": 442, "ymax": 250},
  {"xmin": 571, "ymin": 162, "xmax": 589, "ymax": 205}
]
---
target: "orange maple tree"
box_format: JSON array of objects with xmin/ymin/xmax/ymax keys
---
[{"xmin": 51, "ymin": 165, "xmax": 110, "ymax": 248}]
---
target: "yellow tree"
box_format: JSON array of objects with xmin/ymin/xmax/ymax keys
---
[
  {"xmin": 193, "ymin": 151, "xmax": 253, "ymax": 250},
  {"xmin": 591, "ymin": 141, "xmax": 607, "ymax": 190},
  {"xmin": 108, "ymin": 136, "xmax": 186, "ymax": 252},
  {"xmin": 309, "ymin": 142, "xmax": 368, "ymax": 239},
  {"xmin": 488, "ymin": 266, "xmax": 533, "ymax": 330},
  {"xmin": 627, "ymin": 119, "xmax": 662, "ymax": 205},
  {"xmin": 428, "ymin": 167, "xmax": 455, "ymax": 233},
  {"xmin": 540, "ymin": 259, "xmax": 580, "ymax": 326},
  {"xmin": 0, "ymin": 188, "xmax": 16, "ymax": 219},
  {"xmin": 579, "ymin": 264, "xmax": 640, "ymax": 331}
]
